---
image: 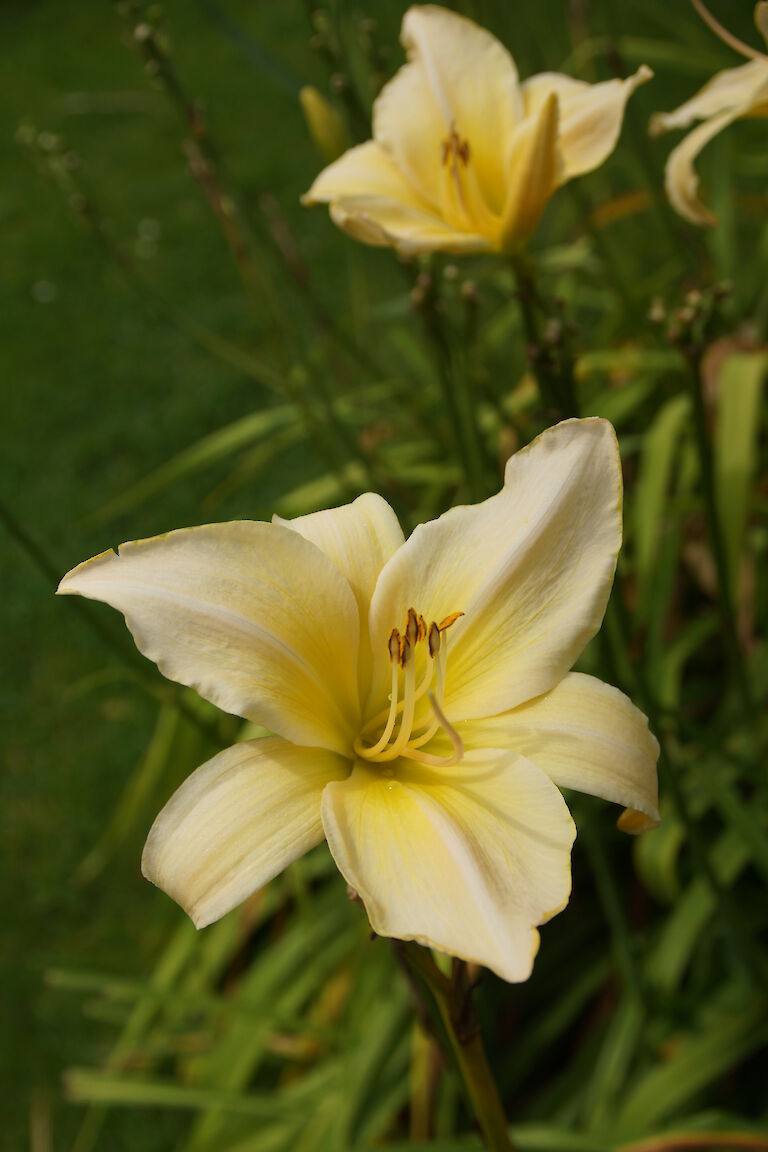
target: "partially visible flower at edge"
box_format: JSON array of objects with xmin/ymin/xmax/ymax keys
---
[
  {"xmin": 302, "ymin": 5, "xmax": 652, "ymax": 255},
  {"xmin": 650, "ymin": 2, "xmax": 768, "ymax": 225},
  {"xmin": 57, "ymin": 419, "xmax": 659, "ymax": 983}
]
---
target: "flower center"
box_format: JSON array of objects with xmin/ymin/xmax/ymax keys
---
[
  {"xmin": 441, "ymin": 125, "xmax": 471, "ymax": 172},
  {"xmin": 354, "ymin": 607, "xmax": 464, "ymax": 767}
]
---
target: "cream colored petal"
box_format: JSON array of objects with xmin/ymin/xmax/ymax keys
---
[
  {"xmin": 275, "ymin": 493, "xmax": 405, "ymax": 698},
  {"xmin": 330, "ymin": 197, "xmax": 492, "ymax": 255},
  {"xmin": 367, "ymin": 419, "xmax": 621, "ymax": 723},
  {"xmin": 142, "ymin": 737, "xmax": 349, "ymax": 927},
  {"xmin": 663, "ymin": 108, "xmax": 743, "ymax": 225},
  {"xmin": 758, "ymin": 3, "xmax": 768, "ymax": 47},
  {"xmin": 303, "ymin": 140, "xmax": 432, "ymax": 211},
  {"xmin": 58, "ymin": 522, "xmax": 360, "ymax": 754},
  {"xmin": 649, "ymin": 59, "xmax": 768, "ymax": 134},
  {"xmin": 322, "ymin": 750, "xmax": 575, "ymax": 982},
  {"xmin": 522, "ymin": 65, "xmax": 652, "ymax": 183},
  {"xmin": 460, "ymin": 672, "xmax": 660, "ymax": 832},
  {"xmin": 373, "ymin": 6, "xmax": 522, "ymax": 219},
  {"xmin": 499, "ymin": 92, "xmax": 560, "ymax": 252},
  {"xmin": 372, "ymin": 57, "xmax": 447, "ymax": 209}
]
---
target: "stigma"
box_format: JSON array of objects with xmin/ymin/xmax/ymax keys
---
[{"xmin": 354, "ymin": 607, "xmax": 464, "ymax": 768}]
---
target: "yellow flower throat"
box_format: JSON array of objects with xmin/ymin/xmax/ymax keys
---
[{"xmin": 354, "ymin": 608, "xmax": 464, "ymax": 768}]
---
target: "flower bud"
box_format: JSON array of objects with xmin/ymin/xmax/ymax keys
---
[{"xmin": 299, "ymin": 86, "xmax": 349, "ymax": 163}]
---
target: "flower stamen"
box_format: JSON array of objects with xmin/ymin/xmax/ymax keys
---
[
  {"xmin": 441, "ymin": 124, "xmax": 471, "ymax": 217},
  {"xmin": 354, "ymin": 608, "xmax": 463, "ymax": 765},
  {"xmin": 400, "ymin": 691, "xmax": 464, "ymax": 767}
]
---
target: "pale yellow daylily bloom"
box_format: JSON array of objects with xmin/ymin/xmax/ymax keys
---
[
  {"xmin": 651, "ymin": 5, "xmax": 768, "ymax": 225},
  {"xmin": 58, "ymin": 419, "xmax": 659, "ymax": 982},
  {"xmin": 303, "ymin": 5, "xmax": 652, "ymax": 254}
]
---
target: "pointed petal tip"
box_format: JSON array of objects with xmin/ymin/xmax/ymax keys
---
[
  {"xmin": 617, "ymin": 806, "xmax": 660, "ymax": 835},
  {"xmin": 56, "ymin": 548, "xmax": 118, "ymax": 595},
  {"xmin": 649, "ymin": 111, "xmax": 669, "ymax": 138},
  {"xmin": 141, "ymin": 838, "xmax": 208, "ymax": 927}
]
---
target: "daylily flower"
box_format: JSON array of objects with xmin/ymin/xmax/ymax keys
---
[
  {"xmin": 58, "ymin": 419, "xmax": 658, "ymax": 982},
  {"xmin": 650, "ymin": 3, "xmax": 768, "ymax": 225},
  {"xmin": 303, "ymin": 5, "xmax": 652, "ymax": 254}
]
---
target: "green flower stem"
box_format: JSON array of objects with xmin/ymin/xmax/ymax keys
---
[
  {"xmin": 418, "ymin": 283, "xmax": 488, "ymax": 502},
  {"xmin": 685, "ymin": 350, "xmax": 757, "ymax": 736},
  {"xmin": 510, "ymin": 256, "xmax": 577, "ymax": 418},
  {"xmin": 402, "ymin": 943, "xmax": 515, "ymax": 1152}
]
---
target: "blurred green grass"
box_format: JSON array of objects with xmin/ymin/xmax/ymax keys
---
[
  {"xmin": 1, "ymin": 2, "xmax": 329, "ymax": 1146},
  {"xmin": 2, "ymin": 1, "xmax": 767, "ymax": 1150}
]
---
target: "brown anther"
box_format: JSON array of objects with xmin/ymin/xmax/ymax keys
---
[
  {"xmin": 428, "ymin": 621, "xmax": 441, "ymax": 659},
  {"xmin": 438, "ymin": 611, "xmax": 464, "ymax": 632},
  {"xmin": 388, "ymin": 628, "xmax": 401, "ymax": 663},
  {"xmin": 417, "ymin": 614, "xmax": 427, "ymax": 643},
  {"xmin": 399, "ymin": 634, "xmax": 413, "ymax": 668},
  {"xmin": 441, "ymin": 126, "xmax": 470, "ymax": 171},
  {"xmin": 405, "ymin": 607, "xmax": 419, "ymax": 646}
]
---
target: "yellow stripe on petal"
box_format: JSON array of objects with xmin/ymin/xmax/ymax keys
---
[
  {"xmin": 398, "ymin": 5, "xmax": 524, "ymax": 214},
  {"xmin": 460, "ymin": 672, "xmax": 660, "ymax": 831},
  {"xmin": 58, "ymin": 522, "xmax": 360, "ymax": 754},
  {"xmin": 499, "ymin": 91, "xmax": 560, "ymax": 252},
  {"xmin": 142, "ymin": 737, "xmax": 349, "ymax": 928},
  {"xmin": 321, "ymin": 750, "xmax": 575, "ymax": 983}
]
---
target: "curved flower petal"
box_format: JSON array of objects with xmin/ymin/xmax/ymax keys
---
[
  {"xmin": 330, "ymin": 197, "xmax": 492, "ymax": 255},
  {"xmin": 499, "ymin": 92, "xmax": 560, "ymax": 251},
  {"xmin": 460, "ymin": 672, "xmax": 660, "ymax": 832},
  {"xmin": 758, "ymin": 2, "xmax": 768, "ymax": 47},
  {"xmin": 372, "ymin": 56, "xmax": 447, "ymax": 210},
  {"xmin": 142, "ymin": 737, "xmax": 349, "ymax": 927},
  {"xmin": 58, "ymin": 522, "xmax": 360, "ymax": 754},
  {"xmin": 522, "ymin": 65, "xmax": 653, "ymax": 183},
  {"xmin": 304, "ymin": 141, "xmax": 492, "ymax": 252},
  {"xmin": 367, "ymin": 419, "xmax": 621, "ymax": 723},
  {"xmin": 663, "ymin": 108, "xmax": 743, "ymax": 225},
  {"xmin": 374, "ymin": 5, "xmax": 522, "ymax": 220},
  {"xmin": 322, "ymin": 750, "xmax": 575, "ymax": 982},
  {"xmin": 649, "ymin": 59, "xmax": 768, "ymax": 134},
  {"xmin": 303, "ymin": 140, "xmax": 434, "ymax": 212},
  {"xmin": 275, "ymin": 493, "xmax": 405, "ymax": 697}
]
